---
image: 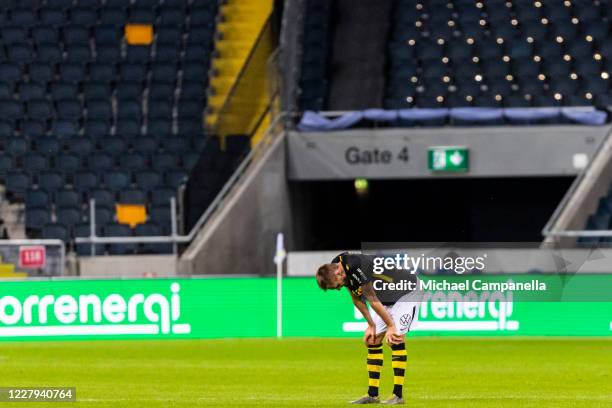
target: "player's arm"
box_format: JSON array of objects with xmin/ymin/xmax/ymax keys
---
[
  {"xmin": 362, "ymin": 283, "xmax": 402, "ymax": 344},
  {"xmin": 349, "ymin": 290, "xmax": 375, "ymax": 327}
]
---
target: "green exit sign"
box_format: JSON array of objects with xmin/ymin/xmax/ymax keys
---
[{"xmin": 428, "ymin": 146, "xmax": 469, "ymax": 172}]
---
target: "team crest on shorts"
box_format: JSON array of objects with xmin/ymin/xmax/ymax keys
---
[{"xmin": 399, "ymin": 313, "xmax": 413, "ymax": 328}]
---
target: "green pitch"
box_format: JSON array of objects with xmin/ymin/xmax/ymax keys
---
[{"xmin": 0, "ymin": 337, "xmax": 611, "ymax": 407}]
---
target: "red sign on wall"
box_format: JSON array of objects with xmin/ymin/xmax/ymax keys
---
[{"xmin": 19, "ymin": 246, "xmax": 46, "ymax": 269}]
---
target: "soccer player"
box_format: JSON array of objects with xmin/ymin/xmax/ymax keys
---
[{"xmin": 316, "ymin": 252, "xmax": 421, "ymax": 405}]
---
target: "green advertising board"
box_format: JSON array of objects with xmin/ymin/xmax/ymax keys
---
[{"xmin": 0, "ymin": 276, "xmax": 609, "ymax": 341}]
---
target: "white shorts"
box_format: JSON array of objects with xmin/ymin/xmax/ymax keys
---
[{"xmin": 372, "ymin": 290, "xmax": 422, "ymax": 335}]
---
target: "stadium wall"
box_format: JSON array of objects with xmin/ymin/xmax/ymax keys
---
[
  {"xmin": 287, "ymin": 126, "xmax": 610, "ymax": 179},
  {"xmin": 179, "ymin": 131, "xmax": 293, "ymax": 276}
]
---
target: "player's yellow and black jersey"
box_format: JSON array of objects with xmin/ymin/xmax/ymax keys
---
[{"xmin": 332, "ymin": 252, "xmax": 418, "ymax": 305}]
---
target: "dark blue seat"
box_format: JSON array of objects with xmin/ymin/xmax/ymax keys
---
[
  {"xmin": 88, "ymin": 153, "xmax": 114, "ymax": 171},
  {"xmin": 101, "ymin": 137, "xmax": 127, "ymax": 155},
  {"xmin": 90, "ymin": 64, "xmax": 115, "ymax": 82},
  {"xmin": 130, "ymin": 8, "xmax": 155, "ymax": 23},
  {"xmin": 183, "ymin": 63, "xmax": 206, "ymax": 82},
  {"xmin": 157, "ymin": 27, "xmax": 181, "ymax": 45},
  {"xmin": 116, "ymin": 119, "xmax": 141, "ymax": 138},
  {"xmin": 120, "ymin": 153, "xmax": 147, "ymax": 171},
  {"xmin": 84, "ymin": 82, "xmax": 112, "ymax": 100},
  {"xmin": 0, "ymin": 64, "xmax": 21, "ymax": 83},
  {"xmin": 32, "ymin": 26, "xmax": 59, "ymax": 45},
  {"xmin": 74, "ymin": 172, "xmax": 98, "ymax": 192},
  {"xmin": 56, "ymin": 207, "xmax": 82, "ymax": 227},
  {"xmin": 156, "ymin": 46, "xmax": 179, "ymax": 63},
  {"xmin": 26, "ymin": 100, "xmax": 53, "ymax": 119},
  {"xmin": 54, "ymin": 153, "xmax": 82, "ymax": 172},
  {"xmin": 42, "ymin": 223, "xmax": 70, "ymax": 241},
  {"xmin": 55, "ymin": 190, "xmax": 81, "ymax": 208},
  {"xmin": 105, "ymin": 223, "xmax": 136, "ymax": 255},
  {"xmin": 126, "ymin": 46, "xmax": 151, "ymax": 63},
  {"xmin": 26, "ymin": 190, "xmax": 50, "ymax": 208},
  {"xmin": 12, "ymin": 9, "xmax": 36, "ymax": 27},
  {"xmin": 37, "ymin": 45, "xmax": 63, "ymax": 63},
  {"xmin": 182, "ymin": 152, "xmax": 199, "ymax": 170},
  {"xmin": 136, "ymin": 170, "xmax": 162, "ymax": 190},
  {"xmin": 96, "ymin": 46, "xmax": 121, "ymax": 63},
  {"xmin": 160, "ymin": 8, "xmax": 184, "ymax": 26},
  {"xmin": 118, "ymin": 189, "xmax": 146, "ymax": 204},
  {"xmin": 40, "ymin": 9, "xmax": 66, "ymax": 26},
  {"xmin": 1, "ymin": 154, "xmax": 16, "ymax": 173},
  {"xmin": 51, "ymin": 82, "xmax": 78, "ymax": 100},
  {"xmin": 177, "ymin": 100, "xmax": 202, "ymax": 118},
  {"xmin": 18, "ymin": 85, "xmax": 42, "ymax": 106},
  {"xmin": 150, "ymin": 82, "xmax": 175, "ymax": 99},
  {"xmin": 64, "ymin": 26, "xmax": 89, "ymax": 45},
  {"xmin": 151, "ymin": 153, "xmax": 179, "ymax": 171},
  {"xmin": 6, "ymin": 172, "xmax": 31, "ymax": 194},
  {"xmin": 6, "ymin": 138, "xmax": 29, "ymax": 155},
  {"xmin": 161, "ymin": 137, "xmax": 188, "ymax": 153},
  {"xmin": 38, "ymin": 172, "xmax": 64, "ymax": 192},
  {"xmin": 29, "ymin": 64, "xmax": 54, "ymax": 83},
  {"xmin": 56, "ymin": 100, "xmax": 82, "ymax": 119},
  {"xmin": 74, "ymin": 223, "xmax": 105, "ymax": 256},
  {"xmin": 117, "ymin": 99, "xmax": 142, "ymax": 120},
  {"xmin": 152, "ymin": 63, "xmax": 178, "ymax": 84},
  {"xmin": 95, "ymin": 25, "xmax": 120, "ymax": 45},
  {"xmin": 132, "ymin": 137, "xmax": 159, "ymax": 153},
  {"xmin": 136, "ymin": 223, "xmax": 172, "ymax": 253},
  {"xmin": 104, "ymin": 171, "xmax": 131, "ymax": 192},
  {"xmin": 52, "ymin": 120, "xmax": 80, "ymax": 138},
  {"xmin": 0, "ymin": 100, "xmax": 23, "ymax": 120},
  {"xmin": 100, "ymin": 8, "xmax": 128, "ymax": 25},
  {"xmin": 71, "ymin": 8, "xmax": 97, "ymax": 26},
  {"xmin": 85, "ymin": 121, "xmax": 111, "ymax": 138},
  {"xmin": 2, "ymin": 27, "xmax": 27, "ymax": 45},
  {"xmin": 149, "ymin": 205, "xmax": 172, "ymax": 232},
  {"xmin": 87, "ymin": 99, "xmax": 112, "ymax": 120},
  {"xmin": 89, "ymin": 189, "xmax": 116, "ymax": 208},
  {"xmin": 146, "ymin": 119, "xmax": 171, "ymax": 137},
  {"xmin": 23, "ymin": 153, "xmax": 49, "ymax": 172},
  {"xmin": 26, "ymin": 208, "xmax": 50, "ymax": 230},
  {"xmin": 151, "ymin": 187, "xmax": 175, "ymax": 206},
  {"xmin": 121, "ymin": 63, "xmax": 146, "ymax": 82},
  {"xmin": 65, "ymin": 45, "xmax": 92, "ymax": 63},
  {"xmin": 60, "ymin": 63, "xmax": 87, "ymax": 83},
  {"xmin": 116, "ymin": 82, "xmax": 142, "ymax": 100},
  {"xmin": 149, "ymin": 100, "xmax": 172, "ymax": 118},
  {"xmin": 165, "ymin": 170, "xmax": 188, "ymax": 188}
]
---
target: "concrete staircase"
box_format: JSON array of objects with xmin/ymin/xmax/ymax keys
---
[{"xmin": 205, "ymin": 0, "xmax": 273, "ymax": 130}]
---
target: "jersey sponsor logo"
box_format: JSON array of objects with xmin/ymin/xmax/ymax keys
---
[{"xmin": 399, "ymin": 313, "xmax": 413, "ymax": 328}]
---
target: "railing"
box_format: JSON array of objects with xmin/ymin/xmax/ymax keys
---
[
  {"xmin": 542, "ymin": 123, "xmax": 612, "ymax": 239},
  {"xmin": 0, "ymin": 239, "xmax": 66, "ymax": 276}
]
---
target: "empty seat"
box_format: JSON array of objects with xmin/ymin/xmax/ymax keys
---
[
  {"xmin": 88, "ymin": 153, "xmax": 114, "ymax": 171},
  {"xmin": 54, "ymin": 153, "xmax": 82, "ymax": 172},
  {"xmin": 120, "ymin": 153, "xmax": 147, "ymax": 171},
  {"xmin": 89, "ymin": 189, "xmax": 115, "ymax": 208},
  {"xmin": 27, "ymin": 100, "xmax": 53, "ymax": 119},
  {"xmin": 36, "ymin": 138, "xmax": 61, "ymax": 156},
  {"xmin": 52, "ymin": 120, "xmax": 80, "ymax": 138},
  {"xmin": 104, "ymin": 171, "xmax": 131, "ymax": 191},
  {"xmin": 55, "ymin": 190, "xmax": 81, "ymax": 207},
  {"xmin": 37, "ymin": 172, "xmax": 64, "ymax": 192},
  {"xmin": 136, "ymin": 222, "xmax": 172, "ymax": 253},
  {"xmin": 136, "ymin": 170, "xmax": 162, "ymax": 190},
  {"xmin": 56, "ymin": 207, "xmax": 82, "ymax": 227},
  {"xmin": 26, "ymin": 208, "xmax": 50, "ymax": 230},
  {"xmin": 74, "ymin": 172, "xmax": 98, "ymax": 192},
  {"xmin": 151, "ymin": 187, "xmax": 175, "ymax": 206},
  {"xmin": 42, "ymin": 223, "xmax": 70, "ymax": 241},
  {"xmin": 23, "ymin": 153, "xmax": 49, "ymax": 172},
  {"xmin": 118, "ymin": 189, "xmax": 146, "ymax": 204},
  {"xmin": 26, "ymin": 190, "xmax": 50, "ymax": 208},
  {"xmin": 51, "ymin": 82, "xmax": 79, "ymax": 100},
  {"xmin": 105, "ymin": 223, "xmax": 136, "ymax": 255},
  {"xmin": 151, "ymin": 153, "xmax": 179, "ymax": 171},
  {"xmin": 85, "ymin": 121, "xmax": 111, "ymax": 138},
  {"xmin": 165, "ymin": 170, "xmax": 187, "ymax": 188},
  {"xmin": 87, "ymin": 99, "xmax": 112, "ymax": 120},
  {"xmin": 101, "ymin": 137, "xmax": 127, "ymax": 154}
]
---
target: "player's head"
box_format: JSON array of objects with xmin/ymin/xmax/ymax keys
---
[{"xmin": 315, "ymin": 263, "xmax": 345, "ymax": 291}]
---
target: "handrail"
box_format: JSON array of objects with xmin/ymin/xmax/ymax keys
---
[
  {"xmin": 0, "ymin": 239, "xmax": 66, "ymax": 275},
  {"xmin": 542, "ymin": 123, "xmax": 612, "ymax": 238}
]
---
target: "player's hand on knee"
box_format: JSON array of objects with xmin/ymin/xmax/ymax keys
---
[
  {"xmin": 385, "ymin": 325, "xmax": 403, "ymax": 345},
  {"xmin": 363, "ymin": 325, "xmax": 376, "ymax": 345}
]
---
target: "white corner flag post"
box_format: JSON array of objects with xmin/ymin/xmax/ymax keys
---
[{"xmin": 274, "ymin": 233, "xmax": 286, "ymax": 338}]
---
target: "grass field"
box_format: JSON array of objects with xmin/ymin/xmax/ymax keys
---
[{"xmin": 0, "ymin": 337, "xmax": 610, "ymax": 407}]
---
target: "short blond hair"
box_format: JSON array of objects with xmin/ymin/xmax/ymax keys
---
[{"xmin": 316, "ymin": 263, "xmax": 337, "ymax": 290}]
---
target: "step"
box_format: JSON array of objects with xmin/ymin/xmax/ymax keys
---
[
  {"xmin": 211, "ymin": 57, "xmax": 245, "ymax": 75},
  {"xmin": 215, "ymin": 41, "xmax": 254, "ymax": 59}
]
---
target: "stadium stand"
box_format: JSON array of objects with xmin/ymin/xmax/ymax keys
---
[
  {"xmin": 0, "ymin": 0, "xmax": 254, "ymax": 255},
  {"xmin": 297, "ymin": 0, "xmax": 612, "ymax": 126}
]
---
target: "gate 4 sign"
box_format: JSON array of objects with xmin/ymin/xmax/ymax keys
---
[{"xmin": 19, "ymin": 246, "xmax": 46, "ymax": 269}]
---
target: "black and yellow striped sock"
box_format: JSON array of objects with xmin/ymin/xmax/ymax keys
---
[
  {"xmin": 391, "ymin": 342, "xmax": 407, "ymax": 398},
  {"xmin": 366, "ymin": 343, "xmax": 383, "ymax": 397}
]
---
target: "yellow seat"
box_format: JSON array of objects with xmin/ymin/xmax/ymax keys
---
[
  {"xmin": 116, "ymin": 204, "xmax": 147, "ymax": 228},
  {"xmin": 125, "ymin": 24, "xmax": 153, "ymax": 46}
]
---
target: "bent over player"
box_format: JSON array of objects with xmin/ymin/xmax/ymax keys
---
[{"xmin": 316, "ymin": 252, "xmax": 422, "ymax": 405}]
